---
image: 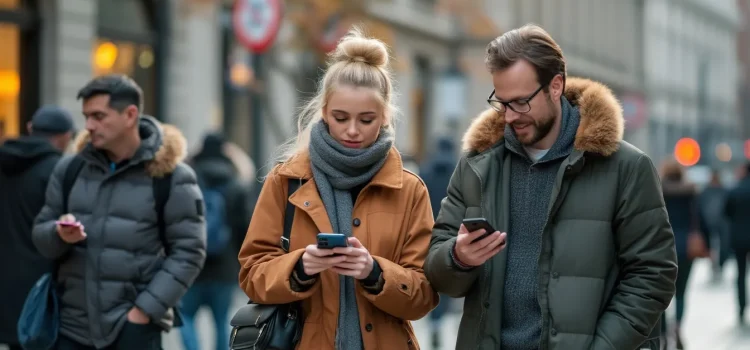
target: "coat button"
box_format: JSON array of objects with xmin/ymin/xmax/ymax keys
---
[
  {"xmin": 400, "ymin": 284, "xmax": 408, "ymax": 291},
  {"xmin": 365, "ymin": 323, "xmax": 373, "ymax": 332},
  {"xmin": 483, "ymin": 301, "xmax": 490, "ymax": 308},
  {"xmin": 407, "ymin": 339, "xmax": 413, "ymax": 345},
  {"xmin": 303, "ymin": 201, "xmax": 310, "ymax": 207},
  {"xmin": 552, "ymin": 272, "xmax": 559, "ymax": 279},
  {"xmin": 551, "ymin": 328, "xmax": 557, "ymax": 336},
  {"xmin": 353, "ymin": 218, "xmax": 361, "ymax": 227}
]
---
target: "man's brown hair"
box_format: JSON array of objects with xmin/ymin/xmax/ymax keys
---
[{"xmin": 485, "ymin": 24, "xmax": 566, "ymax": 88}]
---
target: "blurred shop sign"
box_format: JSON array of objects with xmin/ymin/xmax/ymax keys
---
[
  {"xmin": 317, "ymin": 12, "xmax": 353, "ymax": 52},
  {"xmin": 621, "ymin": 93, "xmax": 647, "ymax": 130},
  {"xmin": 232, "ymin": 0, "xmax": 283, "ymax": 53}
]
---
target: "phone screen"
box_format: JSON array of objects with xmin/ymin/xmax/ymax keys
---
[{"xmin": 56, "ymin": 221, "xmax": 80, "ymax": 227}]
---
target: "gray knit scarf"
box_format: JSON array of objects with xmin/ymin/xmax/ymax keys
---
[{"xmin": 309, "ymin": 120, "xmax": 393, "ymax": 350}]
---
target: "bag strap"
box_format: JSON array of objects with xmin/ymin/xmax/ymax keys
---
[
  {"xmin": 62, "ymin": 155, "xmax": 86, "ymax": 214},
  {"xmin": 153, "ymin": 174, "xmax": 173, "ymax": 254},
  {"xmin": 281, "ymin": 178, "xmax": 305, "ymax": 252}
]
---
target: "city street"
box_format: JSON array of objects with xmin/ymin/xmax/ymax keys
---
[{"xmin": 159, "ymin": 258, "xmax": 750, "ymax": 350}]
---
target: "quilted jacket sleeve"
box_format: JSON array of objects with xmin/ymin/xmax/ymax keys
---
[{"xmin": 134, "ymin": 163, "xmax": 207, "ymax": 320}]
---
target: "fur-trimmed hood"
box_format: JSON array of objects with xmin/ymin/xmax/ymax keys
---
[
  {"xmin": 73, "ymin": 117, "xmax": 188, "ymax": 177},
  {"xmin": 462, "ymin": 77, "xmax": 624, "ymax": 156}
]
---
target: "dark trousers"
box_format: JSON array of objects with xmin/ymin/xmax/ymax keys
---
[
  {"xmin": 179, "ymin": 282, "xmax": 236, "ymax": 350},
  {"xmin": 428, "ymin": 293, "xmax": 450, "ymax": 325},
  {"xmin": 674, "ymin": 256, "xmax": 693, "ymax": 324},
  {"xmin": 737, "ymin": 248, "xmax": 750, "ymax": 316},
  {"xmin": 56, "ymin": 322, "xmax": 162, "ymax": 350}
]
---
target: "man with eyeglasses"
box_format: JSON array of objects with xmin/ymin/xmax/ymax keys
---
[{"xmin": 425, "ymin": 24, "xmax": 676, "ymax": 350}]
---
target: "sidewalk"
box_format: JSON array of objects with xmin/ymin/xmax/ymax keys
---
[
  {"xmin": 408, "ymin": 258, "xmax": 750, "ymax": 350},
  {"xmin": 675, "ymin": 258, "xmax": 750, "ymax": 349}
]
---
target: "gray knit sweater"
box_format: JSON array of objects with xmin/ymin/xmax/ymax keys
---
[{"xmin": 500, "ymin": 97, "xmax": 580, "ymax": 349}]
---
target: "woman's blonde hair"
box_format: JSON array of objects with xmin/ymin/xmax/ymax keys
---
[{"xmin": 276, "ymin": 26, "xmax": 397, "ymax": 163}]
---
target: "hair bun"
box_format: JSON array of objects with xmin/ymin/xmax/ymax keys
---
[{"xmin": 330, "ymin": 27, "xmax": 389, "ymax": 68}]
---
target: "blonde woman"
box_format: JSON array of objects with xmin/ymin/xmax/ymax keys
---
[{"xmin": 238, "ymin": 28, "xmax": 438, "ymax": 349}]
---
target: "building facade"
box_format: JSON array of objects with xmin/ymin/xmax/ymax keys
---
[
  {"xmin": 0, "ymin": 0, "xmax": 218, "ymax": 152},
  {"xmin": 644, "ymin": 0, "xmax": 742, "ymax": 167},
  {"xmin": 5, "ymin": 0, "xmax": 743, "ymax": 169}
]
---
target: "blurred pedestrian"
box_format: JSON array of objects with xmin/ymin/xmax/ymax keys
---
[
  {"xmin": 660, "ymin": 159, "xmax": 707, "ymax": 349},
  {"xmin": 179, "ymin": 133, "xmax": 251, "ymax": 350},
  {"xmin": 424, "ymin": 24, "xmax": 676, "ymax": 350},
  {"xmin": 238, "ymin": 28, "xmax": 438, "ymax": 349},
  {"xmin": 0, "ymin": 106, "xmax": 74, "ymax": 350},
  {"xmin": 700, "ymin": 169, "xmax": 730, "ymax": 281},
  {"xmin": 725, "ymin": 162, "xmax": 750, "ymax": 325},
  {"xmin": 419, "ymin": 136, "xmax": 458, "ymax": 349},
  {"xmin": 31, "ymin": 74, "xmax": 206, "ymax": 350}
]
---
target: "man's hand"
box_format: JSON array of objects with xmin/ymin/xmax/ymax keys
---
[
  {"xmin": 127, "ymin": 307, "xmax": 150, "ymax": 324},
  {"xmin": 301, "ymin": 244, "xmax": 348, "ymax": 276},
  {"xmin": 56, "ymin": 214, "xmax": 86, "ymax": 244},
  {"xmin": 331, "ymin": 237, "xmax": 374, "ymax": 280},
  {"xmin": 454, "ymin": 224, "xmax": 506, "ymax": 267}
]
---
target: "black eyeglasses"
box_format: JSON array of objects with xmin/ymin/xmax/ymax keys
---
[{"xmin": 487, "ymin": 84, "xmax": 546, "ymax": 114}]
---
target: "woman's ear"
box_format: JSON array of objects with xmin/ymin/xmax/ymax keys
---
[{"xmin": 321, "ymin": 106, "xmax": 328, "ymax": 125}]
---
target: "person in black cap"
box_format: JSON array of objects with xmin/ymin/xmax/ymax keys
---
[{"xmin": 0, "ymin": 105, "xmax": 75, "ymax": 350}]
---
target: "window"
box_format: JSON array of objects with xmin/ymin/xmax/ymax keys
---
[
  {"xmin": 0, "ymin": 0, "xmax": 18, "ymax": 9},
  {"xmin": 93, "ymin": 0, "xmax": 158, "ymax": 116},
  {"xmin": 0, "ymin": 23, "xmax": 19, "ymax": 139},
  {"xmin": 411, "ymin": 55, "xmax": 432, "ymax": 162},
  {"xmin": 0, "ymin": 0, "xmax": 38, "ymax": 139}
]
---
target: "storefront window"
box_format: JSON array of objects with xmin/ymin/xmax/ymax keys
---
[
  {"xmin": 0, "ymin": 23, "xmax": 20, "ymax": 139},
  {"xmin": 93, "ymin": 0, "xmax": 157, "ymax": 116},
  {"xmin": 0, "ymin": 0, "xmax": 19, "ymax": 9},
  {"xmin": 92, "ymin": 39, "xmax": 156, "ymax": 115}
]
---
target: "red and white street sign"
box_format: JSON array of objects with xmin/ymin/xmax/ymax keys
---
[{"xmin": 232, "ymin": 0, "xmax": 283, "ymax": 53}]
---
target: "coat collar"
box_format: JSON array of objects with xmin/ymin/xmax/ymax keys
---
[
  {"xmin": 462, "ymin": 77, "xmax": 624, "ymax": 157},
  {"xmin": 73, "ymin": 117, "xmax": 188, "ymax": 178},
  {"xmin": 276, "ymin": 147, "xmax": 404, "ymax": 190}
]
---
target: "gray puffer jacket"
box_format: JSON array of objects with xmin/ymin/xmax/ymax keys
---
[{"xmin": 32, "ymin": 117, "xmax": 206, "ymax": 348}]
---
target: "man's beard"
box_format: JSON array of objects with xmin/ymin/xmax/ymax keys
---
[{"xmin": 512, "ymin": 96, "xmax": 556, "ymax": 146}]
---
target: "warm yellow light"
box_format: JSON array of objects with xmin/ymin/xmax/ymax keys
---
[
  {"xmin": 138, "ymin": 47, "xmax": 154, "ymax": 68},
  {"xmin": 94, "ymin": 41, "xmax": 118, "ymax": 70},
  {"xmin": 0, "ymin": 70, "xmax": 20, "ymax": 98},
  {"xmin": 230, "ymin": 63, "xmax": 253, "ymax": 87},
  {"xmin": 715, "ymin": 143, "xmax": 732, "ymax": 162},
  {"xmin": 674, "ymin": 138, "xmax": 701, "ymax": 166}
]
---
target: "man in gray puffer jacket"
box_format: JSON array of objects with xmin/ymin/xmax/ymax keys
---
[{"xmin": 32, "ymin": 75, "xmax": 206, "ymax": 350}]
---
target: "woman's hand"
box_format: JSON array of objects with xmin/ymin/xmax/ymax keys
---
[
  {"xmin": 331, "ymin": 237, "xmax": 374, "ymax": 280},
  {"xmin": 301, "ymin": 244, "xmax": 348, "ymax": 276}
]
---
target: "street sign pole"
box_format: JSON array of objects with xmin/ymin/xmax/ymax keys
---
[
  {"xmin": 232, "ymin": 0, "xmax": 282, "ymax": 171},
  {"xmin": 250, "ymin": 53, "xmax": 264, "ymax": 167}
]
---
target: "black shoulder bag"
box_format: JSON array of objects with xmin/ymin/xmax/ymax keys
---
[{"xmin": 229, "ymin": 178, "xmax": 305, "ymax": 350}]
